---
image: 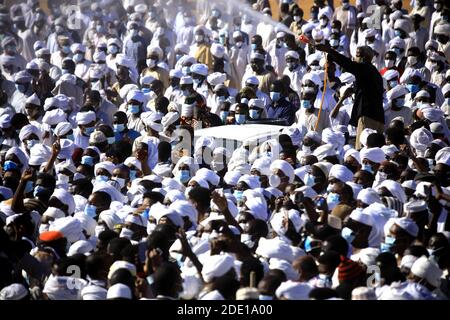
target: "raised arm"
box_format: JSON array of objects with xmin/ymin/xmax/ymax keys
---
[{"xmin": 315, "ymin": 43, "xmax": 360, "ymax": 76}]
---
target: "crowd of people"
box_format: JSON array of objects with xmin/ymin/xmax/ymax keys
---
[{"xmin": 0, "ymin": 0, "xmax": 449, "ymax": 301}]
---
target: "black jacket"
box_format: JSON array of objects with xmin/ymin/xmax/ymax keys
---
[{"xmin": 327, "ymin": 49, "xmax": 385, "ymax": 126}]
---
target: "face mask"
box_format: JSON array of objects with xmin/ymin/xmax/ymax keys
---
[
  {"xmin": 128, "ymin": 104, "xmax": 140, "ymax": 114},
  {"xmin": 362, "ymin": 164, "xmax": 374, "ymax": 174},
  {"xmin": 407, "ymin": 56, "xmax": 418, "ymax": 66},
  {"xmin": 392, "ymin": 48, "xmax": 402, "ymax": 57},
  {"xmin": 113, "ymin": 177, "xmax": 126, "ymax": 189},
  {"xmin": 234, "ymin": 190, "xmax": 244, "ymax": 202},
  {"xmin": 270, "ymin": 92, "xmax": 281, "ymax": 102},
  {"xmin": 66, "ymin": 134, "xmax": 74, "ymax": 141},
  {"xmin": 81, "ymin": 155, "xmax": 94, "ymax": 166},
  {"xmin": 304, "ymin": 173, "xmax": 315, "ymax": 186},
  {"xmin": 341, "ymin": 227, "xmax": 355, "ymax": 244},
  {"xmin": 16, "ymin": 84, "xmax": 27, "ymax": 93},
  {"xmin": 327, "ymin": 192, "xmax": 340, "ymax": 209},
  {"xmin": 286, "ymin": 62, "xmax": 297, "ymax": 71},
  {"xmin": 178, "ymin": 170, "xmax": 190, "ymax": 183},
  {"xmin": 251, "ymin": 43, "xmax": 257, "ymax": 50},
  {"xmin": 235, "ymin": 114, "xmax": 246, "ymax": 124},
  {"xmin": 26, "ymin": 139, "xmax": 38, "ymax": 149},
  {"xmin": 394, "ymin": 30, "xmax": 403, "ymax": 38},
  {"xmin": 220, "ymin": 111, "xmax": 229, "ymax": 123},
  {"xmin": 240, "ymin": 233, "xmax": 255, "ymax": 248},
  {"xmin": 113, "ymin": 123, "xmax": 125, "ymax": 133},
  {"xmin": 385, "ymin": 59, "xmax": 394, "ymax": 68},
  {"xmin": 380, "ymin": 235, "xmax": 396, "ymax": 252},
  {"xmin": 375, "ymin": 171, "xmax": 388, "ymax": 182},
  {"xmin": 389, "ymin": 80, "xmax": 398, "ymax": 88},
  {"xmin": 249, "ymin": 109, "xmax": 260, "ymax": 119},
  {"xmin": 73, "ymin": 53, "xmax": 84, "ymax": 63},
  {"xmin": 108, "ymin": 45, "xmax": 118, "ymax": 55},
  {"xmin": 330, "ymin": 39, "xmax": 339, "ymax": 47},
  {"xmin": 301, "ymin": 100, "xmax": 312, "ymax": 109},
  {"xmin": 327, "ymin": 183, "xmax": 335, "ymax": 193},
  {"xmin": 33, "ymin": 185, "xmax": 47, "ymax": 198},
  {"xmin": 58, "ymin": 174, "xmax": 70, "ymax": 184},
  {"xmin": 195, "ymin": 35, "xmax": 204, "ymax": 43},
  {"xmin": 217, "ymin": 96, "xmax": 226, "ymax": 104},
  {"xmin": 84, "ymin": 204, "xmax": 97, "ymax": 219},
  {"xmin": 320, "ymin": 18, "xmax": 328, "ymax": 26},
  {"xmin": 96, "ymin": 175, "xmax": 109, "ymax": 183},
  {"xmin": 120, "ymin": 227, "xmax": 134, "ymax": 239},
  {"xmin": 294, "ymin": 16, "xmax": 301, "ymax": 22},
  {"xmin": 142, "ymin": 87, "xmax": 151, "ymax": 95},
  {"xmin": 84, "ymin": 126, "xmax": 95, "ymax": 135},
  {"xmin": 61, "ymin": 46, "xmax": 71, "ymax": 54},
  {"xmin": 24, "ymin": 181, "xmax": 34, "ymax": 193},
  {"xmin": 130, "ymin": 29, "xmax": 138, "ymax": 37},
  {"xmin": 146, "ymin": 58, "xmax": 156, "ymax": 68},
  {"xmin": 94, "ymin": 225, "xmax": 106, "ymax": 237},
  {"xmin": 269, "ymin": 174, "xmax": 281, "ymax": 188},
  {"xmin": 406, "ymin": 84, "xmax": 420, "ymax": 94},
  {"xmin": 3, "ymin": 160, "xmax": 18, "ymax": 171}
]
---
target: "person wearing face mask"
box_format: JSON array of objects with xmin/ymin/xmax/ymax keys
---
[
  {"xmin": 266, "ymin": 80, "xmax": 295, "ymax": 126},
  {"xmin": 0, "ymin": 36, "xmax": 27, "ymax": 71},
  {"xmin": 113, "ymin": 111, "xmax": 140, "ymax": 143},
  {"xmin": 266, "ymin": 32, "xmax": 289, "ymax": 76},
  {"xmin": 233, "ymin": 103, "xmax": 248, "ymax": 125},
  {"xmin": 296, "ymin": 83, "xmax": 331, "ymax": 132},
  {"xmin": 105, "ymin": 38, "xmax": 122, "ymax": 72},
  {"xmin": 189, "ymin": 26, "xmax": 212, "ymax": 70},
  {"xmin": 247, "ymin": 98, "xmax": 266, "ymax": 121},
  {"xmin": 381, "ymin": 50, "xmax": 401, "ymax": 75},
  {"xmin": 385, "ymin": 85, "xmax": 413, "ymax": 127},
  {"xmin": 428, "ymin": 52, "xmax": 447, "ymax": 87},
  {"xmin": 430, "ymin": 0, "xmax": 445, "ymax": 40},
  {"xmin": 382, "ymin": 69, "xmax": 400, "ymax": 91},
  {"xmin": 283, "ymin": 51, "xmax": 305, "ymax": 94},
  {"xmin": 381, "ymin": 217, "xmax": 418, "ymax": 261},
  {"xmin": 242, "ymin": 52, "xmax": 277, "ymax": 96},
  {"xmin": 388, "ymin": 37, "xmax": 407, "ymax": 72},
  {"xmin": 141, "ymin": 46, "xmax": 169, "ymax": 90},
  {"xmin": 403, "ymin": 47, "xmax": 431, "ymax": 82},
  {"xmin": 50, "ymin": 35, "xmax": 73, "ymax": 70},
  {"xmin": 229, "ymin": 31, "xmax": 249, "ymax": 90},
  {"xmin": 9, "ymin": 70, "xmax": 34, "ymax": 114},
  {"xmin": 164, "ymin": 69, "xmax": 184, "ymax": 103},
  {"xmin": 123, "ymin": 21, "xmax": 147, "ymax": 72},
  {"xmin": 289, "ymin": 7, "xmax": 307, "ymax": 37},
  {"xmin": 124, "ymin": 90, "xmax": 145, "ymax": 132},
  {"xmin": 73, "ymin": 110, "xmax": 97, "ymax": 149},
  {"xmin": 190, "ymin": 63, "xmax": 209, "ymax": 99},
  {"xmin": 71, "ymin": 43, "xmax": 91, "ymax": 81}
]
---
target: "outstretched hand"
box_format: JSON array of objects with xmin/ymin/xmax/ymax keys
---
[{"xmin": 315, "ymin": 43, "xmax": 332, "ymax": 53}]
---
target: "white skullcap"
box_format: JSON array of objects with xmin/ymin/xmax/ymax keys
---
[
  {"xmin": 169, "ymin": 69, "xmax": 183, "ymax": 78},
  {"xmin": 26, "ymin": 93, "xmax": 41, "ymax": 106},
  {"xmin": 75, "ymin": 111, "xmax": 96, "ymax": 125},
  {"xmin": 381, "ymin": 144, "xmax": 399, "ymax": 158},
  {"xmin": 275, "ymin": 281, "xmax": 311, "ymax": 300},
  {"xmin": 207, "ymin": 72, "xmax": 226, "ymax": 86},
  {"xmin": 390, "ymin": 217, "xmax": 419, "ymax": 237},
  {"xmin": 245, "ymin": 76, "xmax": 259, "ymax": 86},
  {"xmin": 223, "ymin": 171, "xmax": 242, "ymax": 186},
  {"xmin": 394, "ymin": 19, "xmax": 411, "ymax": 33},
  {"xmin": 383, "ymin": 69, "xmax": 399, "ymax": 82},
  {"xmin": 421, "ymin": 107, "xmax": 445, "ymax": 122},
  {"xmin": 256, "ymin": 237, "xmax": 294, "ymax": 262},
  {"xmin": 107, "ymin": 284, "xmax": 132, "ymax": 300},
  {"xmin": 250, "ymin": 52, "xmax": 265, "ymax": 61},
  {"xmin": 54, "ymin": 122, "xmax": 73, "ymax": 137},
  {"xmin": 307, "ymin": 52, "xmax": 322, "ymax": 66},
  {"xmin": 94, "ymin": 161, "xmax": 115, "ymax": 176},
  {"xmin": 360, "ymin": 147, "xmax": 386, "ymax": 163},
  {"xmin": 387, "ymin": 85, "xmax": 409, "ymax": 101},
  {"xmin": 49, "ymin": 216, "xmax": 83, "ymax": 243},
  {"xmin": 344, "ymin": 148, "xmax": 361, "ymax": 164},
  {"xmin": 211, "ymin": 43, "xmax": 225, "ymax": 58},
  {"xmin": 270, "ymin": 160, "xmax": 295, "ymax": 183},
  {"xmin": 147, "ymin": 46, "xmax": 163, "ymax": 60},
  {"xmin": 329, "ymin": 164, "xmax": 353, "ymax": 183},
  {"xmin": 180, "ymin": 76, "xmax": 193, "ymax": 85},
  {"xmin": 302, "ymin": 72, "xmax": 321, "ymax": 86},
  {"xmin": 313, "ymin": 144, "xmax": 337, "ymax": 160},
  {"xmin": 350, "ymin": 209, "xmax": 374, "ymax": 227},
  {"xmin": 190, "ymin": 63, "xmax": 208, "ymax": 76},
  {"xmin": 108, "ymin": 260, "xmax": 136, "ymax": 280},
  {"xmin": 410, "ymin": 256, "xmax": 443, "ymax": 288},
  {"xmin": 52, "ymin": 189, "xmax": 75, "ymax": 215},
  {"xmin": 0, "ymin": 283, "xmax": 28, "ymax": 300},
  {"xmin": 127, "ymin": 89, "xmax": 145, "ymax": 103},
  {"xmin": 19, "ymin": 124, "xmax": 42, "ymax": 141},
  {"xmin": 285, "ymin": 50, "xmax": 299, "ymax": 60},
  {"xmin": 415, "ymin": 90, "xmax": 430, "ymax": 99},
  {"xmin": 359, "ymin": 128, "xmax": 377, "ymax": 147},
  {"xmin": 357, "ymin": 188, "xmax": 382, "ymax": 205},
  {"xmin": 400, "ymin": 254, "xmax": 418, "ymax": 270},
  {"xmin": 378, "ymin": 180, "xmax": 407, "ymax": 203},
  {"xmin": 67, "ymin": 240, "xmax": 94, "ymax": 257},
  {"xmin": 201, "ymin": 253, "xmax": 235, "ymax": 283},
  {"xmin": 312, "ymin": 28, "xmax": 324, "ymax": 41},
  {"xmin": 43, "ymin": 109, "xmax": 67, "ymax": 126},
  {"xmin": 409, "ymin": 127, "xmax": 433, "ymax": 151}
]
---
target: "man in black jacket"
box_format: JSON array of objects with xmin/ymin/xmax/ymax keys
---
[{"xmin": 316, "ymin": 43, "xmax": 385, "ymax": 149}]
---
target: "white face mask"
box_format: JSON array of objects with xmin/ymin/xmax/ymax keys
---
[
  {"xmin": 95, "ymin": 225, "xmax": 106, "ymax": 237},
  {"xmin": 146, "ymin": 58, "xmax": 156, "ymax": 68},
  {"xmin": 375, "ymin": 171, "xmax": 388, "ymax": 182},
  {"xmin": 407, "ymin": 56, "xmax": 418, "ymax": 66},
  {"xmin": 119, "ymin": 227, "xmax": 134, "ymax": 239},
  {"xmin": 240, "ymin": 233, "xmax": 255, "ymax": 248},
  {"xmin": 146, "ymin": 222, "xmax": 156, "ymax": 235},
  {"xmin": 58, "ymin": 173, "xmax": 70, "ymax": 184},
  {"xmin": 112, "ymin": 177, "xmax": 126, "ymax": 189},
  {"xmin": 269, "ymin": 174, "xmax": 281, "ymax": 188},
  {"xmin": 385, "ymin": 59, "xmax": 394, "ymax": 68},
  {"xmin": 195, "ymin": 35, "xmax": 204, "ymax": 43}
]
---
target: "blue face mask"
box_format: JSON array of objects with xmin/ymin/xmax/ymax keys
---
[
  {"xmin": 108, "ymin": 46, "xmax": 118, "ymax": 55},
  {"xmin": 234, "ymin": 190, "xmax": 244, "ymax": 202},
  {"xmin": 128, "ymin": 104, "xmax": 140, "ymax": 114},
  {"xmin": 394, "ymin": 98, "xmax": 405, "ymax": 108},
  {"xmin": 270, "ymin": 91, "xmax": 281, "ymax": 102},
  {"xmin": 380, "ymin": 235, "xmax": 396, "ymax": 252},
  {"xmin": 113, "ymin": 123, "xmax": 126, "ymax": 133},
  {"xmin": 96, "ymin": 175, "xmax": 109, "ymax": 183},
  {"xmin": 301, "ymin": 99, "xmax": 312, "ymax": 109},
  {"xmin": 235, "ymin": 114, "xmax": 246, "ymax": 124},
  {"xmin": 33, "ymin": 185, "xmax": 47, "ymax": 198},
  {"xmin": 304, "ymin": 235, "xmax": 314, "ymax": 252},
  {"xmin": 107, "ymin": 137, "xmax": 115, "ymax": 144},
  {"xmin": 251, "ymin": 43, "xmax": 257, "ymax": 50},
  {"xmin": 176, "ymin": 54, "xmax": 183, "ymax": 61},
  {"xmin": 178, "ymin": 170, "xmax": 190, "ymax": 183},
  {"xmin": 84, "ymin": 204, "xmax": 97, "ymax": 219},
  {"xmin": 327, "ymin": 192, "xmax": 341, "ymax": 208},
  {"xmin": 66, "ymin": 134, "xmax": 74, "ymax": 141},
  {"xmin": 62, "ymin": 46, "xmax": 71, "ymax": 54},
  {"xmin": 81, "ymin": 155, "xmax": 94, "ymax": 166},
  {"xmin": 341, "ymin": 227, "xmax": 355, "ymax": 244},
  {"xmin": 129, "ymin": 170, "xmax": 137, "ymax": 180},
  {"xmin": 61, "ymin": 69, "xmax": 69, "ymax": 75},
  {"xmin": 304, "ymin": 173, "xmax": 316, "ymax": 187},
  {"xmin": 73, "ymin": 53, "xmax": 84, "ymax": 62},
  {"xmin": 406, "ymin": 84, "xmax": 420, "ymax": 94},
  {"xmin": 24, "ymin": 181, "xmax": 34, "ymax": 194},
  {"xmin": 259, "ymin": 294, "xmax": 273, "ymax": 300},
  {"xmin": 389, "ymin": 80, "xmax": 398, "ymax": 88},
  {"xmin": 84, "ymin": 126, "xmax": 95, "ymax": 135},
  {"xmin": 142, "ymin": 87, "xmax": 151, "ymax": 94},
  {"xmin": 3, "ymin": 160, "xmax": 18, "ymax": 171},
  {"xmin": 361, "ymin": 164, "xmax": 374, "ymax": 174},
  {"xmin": 249, "ymin": 109, "xmax": 260, "ymax": 119},
  {"xmin": 220, "ymin": 111, "xmax": 229, "ymax": 123}
]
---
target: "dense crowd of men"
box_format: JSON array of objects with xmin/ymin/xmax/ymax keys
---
[{"xmin": 0, "ymin": 0, "xmax": 449, "ymax": 300}]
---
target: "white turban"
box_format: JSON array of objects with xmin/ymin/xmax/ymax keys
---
[
  {"xmin": 237, "ymin": 174, "xmax": 261, "ymax": 189},
  {"xmin": 223, "ymin": 170, "xmax": 242, "ymax": 186},
  {"xmin": 54, "ymin": 122, "xmax": 73, "ymax": 137},
  {"xmin": 409, "ymin": 127, "xmax": 433, "ymax": 151},
  {"xmin": 383, "ymin": 69, "xmax": 399, "ymax": 82},
  {"xmin": 207, "ymin": 72, "xmax": 226, "ymax": 86},
  {"xmin": 359, "ymin": 128, "xmax": 377, "ymax": 147},
  {"xmin": 29, "ymin": 144, "xmax": 52, "ymax": 166},
  {"xmin": 49, "ymin": 216, "xmax": 83, "ymax": 243},
  {"xmin": 339, "ymin": 72, "xmax": 355, "ymax": 84},
  {"xmin": 42, "ymin": 207, "xmax": 66, "ymax": 220},
  {"xmin": 67, "ymin": 240, "xmax": 94, "ymax": 257},
  {"xmin": 378, "ymin": 180, "xmax": 407, "ymax": 203},
  {"xmin": 245, "ymin": 197, "xmax": 268, "ymax": 221},
  {"xmin": 357, "ymin": 188, "xmax": 382, "ymax": 205},
  {"xmin": 73, "ymin": 212, "xmax": 97, "ymax": 237},
  {"xmin": 172, "ymin": 156, "xmax": 199, "ymax": 178},
  {"xmin": 329, "ymin": 164, "xmax": 353, "ymax": 183},
  {"xmin": 52, "ymin": 189, "xmax": 76, "ymax": 215},
  {"xmin": 94, "ymin": 161, "xmax": 116, "ymax": 176},
  {"xmin": 98, "ymin": 210, "xmax": 122, "ymax": 230},
  {"xmin": 201, "ymin": 253, "xmax": 235, "ymax": 283},
  {"xmin": 190, "ymin": 63, "xmax": 208, "ymax": 76},
  {"xmin": 360, "ymin": 147, "xmax": 386, "ymax": 163},
  {"xmin": 389, "ymin": 217, "xmax": 419, "ymax": 237},
  {"xmin": 5, "ymin": 147, "xmax": 28, "ymax": 169},
  {"xmin": 275, "ymin": 281, "xmax": 312, "ymax": 300},
  {"xmin": 127, "ymin": 89, "xmax": 145, "ymax": 104},
  {"xmin": 387, "ymin": 85, "xmax": 408, "ymax": 101},
  {"xmin": 210, "ymin": 43, "xmax": 225, "ymax": 58},
  {"xmin": 169, "ymin": 200, "xmax": 198, "ymax": 226},
  {"xmin": 43, "ymin": 109, "xmax": 67, "ymax": 126},
  {"xmin": 76, "ymin": 111, "xmax": 96, "ymax": 125},
  {"xmin": 344, "ymin": 148, "xmax": 361, "ymax": 164},
  {"xmin": 195, "ymin": 168, "xmax": 220, "ymax": 186},
  {"xmin": 19, "ymin": 124, "xmax": 42, "ymax": 141},
  {"xmin": 421, "ymin": 107, "xmax": 444, "ymax": 122},
  {"xmin": 410, "ymin": 256, "xmax": 443, "ymax": 288},
  {"xmin": 270, "ymin": 160, "xmax": 295, "ymax": 183},
  {"xmin": 255, "ymin": 237, "xmax": 294, "ymax": 262},
  {"xmin": 26, "ymin": 93, "xmax": 41, "ymax": 106},
  {"xmin": 313, "ymin": 144, "xmax": 337, "ymax": 160},
  {"xmin": 302, "ymin": 71, "xmax": 321, "ymax": 86},
  {"xmin": 251, "ymin": 156, "xmax": 272, "ymax": 176}
]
